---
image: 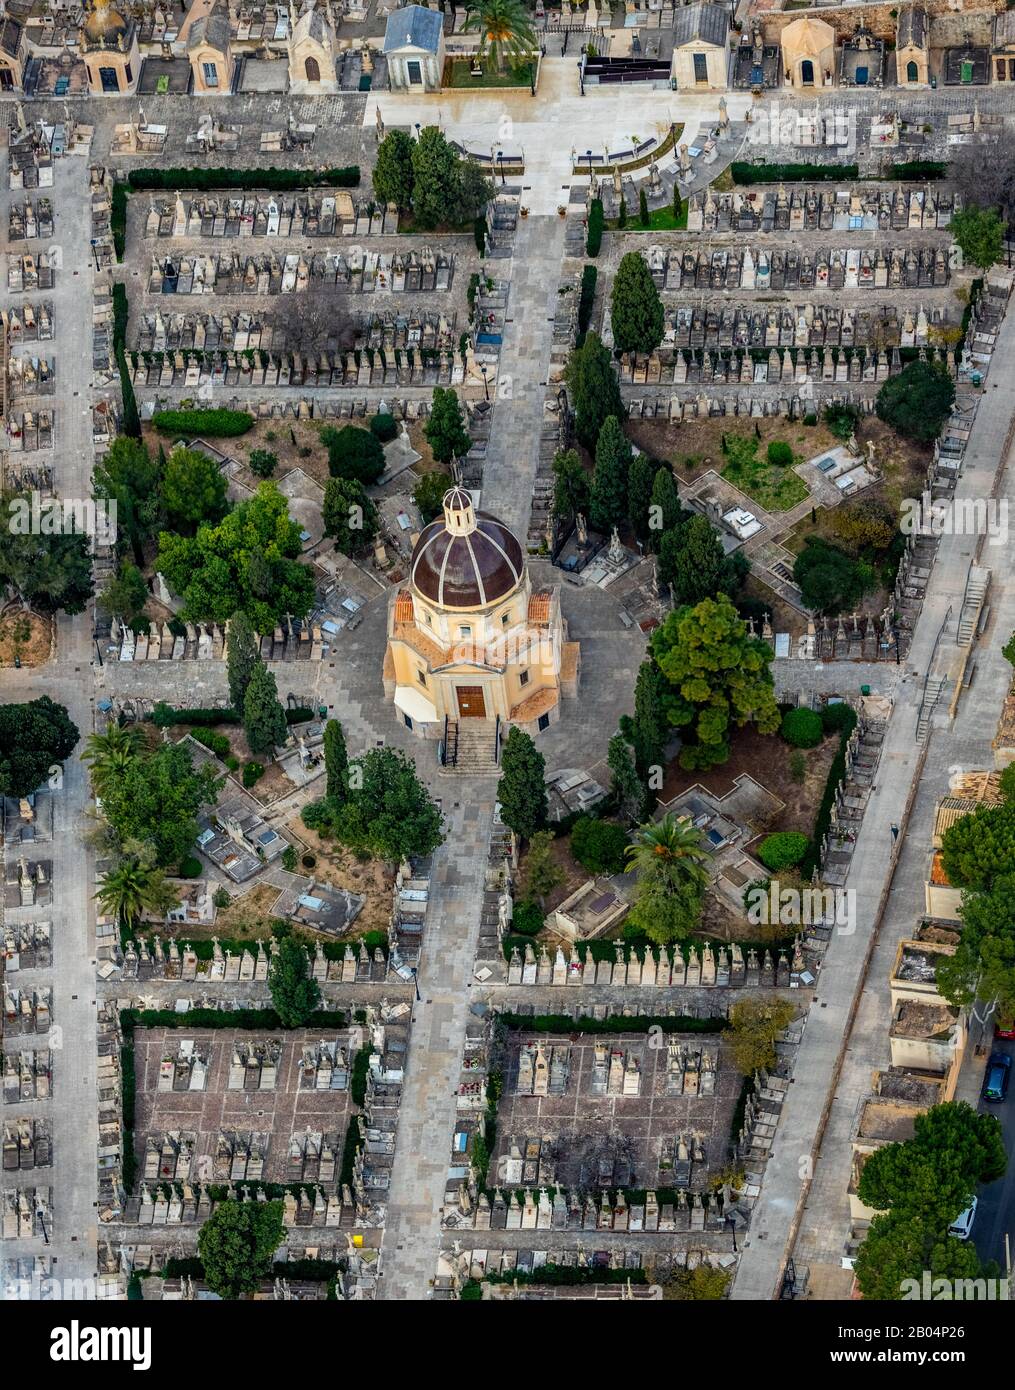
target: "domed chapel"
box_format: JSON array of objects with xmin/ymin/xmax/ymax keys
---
[{"xmin": 383, "ymin": 488, "xmax": 580, "ymax": 737}]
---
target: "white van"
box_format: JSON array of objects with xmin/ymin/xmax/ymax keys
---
[{"xmin": 948, "ymin": 1197, "xmax": 977, "ymax": 1241}]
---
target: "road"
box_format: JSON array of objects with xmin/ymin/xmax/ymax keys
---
[{"xmin": 733, "ymin": 280, "xmax": 1015, "ymax": 1300}]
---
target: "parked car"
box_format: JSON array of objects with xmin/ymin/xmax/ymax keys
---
[
  {"xmin": 982, "ymin": 1051, "xmax": 1012, "ymax": 1104},
  {"xmin": 948, "ymin": 1197, "xmax": 977, "ymax": 1241},
  {"xmin": 995, "ymin": 1020, "xmax": 1015, "ymax": 1041}
]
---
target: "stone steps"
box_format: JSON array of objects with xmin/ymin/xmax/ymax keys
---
[{"xmin": 446, "ymin": 721, "xmax": 500, "ymax": 774}]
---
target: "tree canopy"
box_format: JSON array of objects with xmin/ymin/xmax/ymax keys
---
[
  {"xmin": 99, "ymin": 740, "xmax": 221, "ymax": 868},
  {"xmin": 424, "ymin": 387, "xmax": 472, "ymax": 465},
  {"xmin": 323, "ymin": 476, "xmax": 379, "ymax": 555},
  {"xmin": 161, "ymin": 446, "xmax": 229, "ymax": 533},
  {"xmin": 951, "ymin": 204, "xmax": 1005, "ymax": 270},
  {"xmin": 876, "ymin": 360, "xmax": 955, "ymax": 445},
  {"xmin": 792, "ymin": 536, "xmax": 871, "ymax": 615},
  {"xmin": 657, "ymin": 514, "xmax": 745, "ymax": 606},
  {"xmin": 320, "ymin": 424, "xmax": 386, "ymax": 485},
  {"xmin": 609, "ymin": 251, "xmax": 665, "ymax": 357},
  {"xmin": 588, "ymin": 415, "xmax": 631, "ymax": 533},
  {"xmin": 0, "ymin": 494, "xmax": 93, "ymax": 615},
  {"xmin": 157, "ymin": 482, "xmax": 314, "ymax": 630},
  {"xmin": 650, "ymin": 594, "xmax": 780, "ymax": 770},
  {"xmin": 940, "ymin": 800, "xmax": 1015, "ymax": 892},
  {"xmin": 197, "ymin": 1200, "xmax": 285, "ymax": 1299},
  {"xmin": 497, "ymin": 727, "xmax": 548, "ymax": 840},
  {"xmin": 243, "ymin": 661, "xmax": 287, "ymax": 756},
  {"xmin": 268, "ymin": 938, "xmax": 321, "ymax": 1027},
  {"xmin": 93, "ymin": 436, "xmax": 162, "ymax": 566},
  {"xmin": 303, "ymin": 746, "xmax": 444, "ymax": 862},
  {"xmin": 372, "ymin": 129, "xmax": 415, "ymax": 210},
  {"xmin": 564, "ymin": 332, "xmax": 625, "ymax": 452},
  {"xmin": 0, "ymin": 697, "xmax": 79, "ymax": 798}
]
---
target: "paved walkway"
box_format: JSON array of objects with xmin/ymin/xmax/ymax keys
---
[
  {"xmin": 479, "ymin": 212, "xmax": 568, "ymax": 541},
  {"xmin": 379, "ymin": 796, "xmax": 497, "ymax": 1300},
  {"xmin": 732, "ymin": 297, "xmax": 1015, "ymax": 1300},
  {"xmin": 0, "ymin": 157, "xmax": 101, "ymax": 1291}
]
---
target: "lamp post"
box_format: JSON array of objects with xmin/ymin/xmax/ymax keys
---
[
  {"xmin": 577, "ymin": 57, "xmax": 585, "ymax": 96},
  {"xmin": 497, "ymin": 151, "xmax": 505, "ymax": 185},
  {"xmin": 410, "ymin": 965, "xmax": 421, "ymax": 1002},
  {"xmin": 480, "ymin": 363, "xmax": 490, "ymax": 401},
  {"xmin": 586, "ymin": 148, "xmax": 593, "ymax": 180},
  {"xmin": 414, "ymin": 121, "xmax": 421, "ymax": 142}
]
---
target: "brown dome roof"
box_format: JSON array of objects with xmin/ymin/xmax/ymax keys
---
[
  {"xmin": 84, "ymin": 0, "xmax": 127, "ymax": 40},
  {"xmin": 410, "ymin": 488, "xmax": 523, "ymax": 609}
]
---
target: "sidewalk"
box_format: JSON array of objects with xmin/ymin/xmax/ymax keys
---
[{"xmin": 732, "ymin": 300, "xmax": 1015, "ymax": 1300}]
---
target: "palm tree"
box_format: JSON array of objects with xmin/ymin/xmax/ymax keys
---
[
  {"xmin": 624, "ymin": 813, "xmax": 710, "ymax": 892},
  {"xmin": 82, "ymin": 724, "xmax": 143, "ymax": 796},
  {"xmin": 463, "ymin": 0, "xmax": 538, "ymax": 72},
  {"xmin": 96, "ymin": 852, "xmax": 178, "ymax": 929}
]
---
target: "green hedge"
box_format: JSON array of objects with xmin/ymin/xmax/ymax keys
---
[
  {"xmin": 121, "ymin": 1042, "xmax": 136, "ymax": 1191},
  {"xmin": 349, "ymin": 1045, "xmax": 371, "ymax": 1108},
  {"xmin": 111, "ymin": 182, "xmax": 128, "ymax": 262},
  {"xmin": 586, "ymin": 198, "xmax": 604, "ymax": 257},
  {"xmin": 577, "ymin": 264, "xmax": 597, "ymax": 346},
  {"xmin": 112, "ymin": 282, "xmax": 141, "ymax": 439},
  {"xmin": 339, "ymin": 1117, "xmax": 360, "ymax": 1189},
  {"xmin": 120, "ymin": 1006, "xmax": 346, "ymax": 1035},
  {"xmin": 884, "ymin": 159, "xmax": 947, "ymax": 181},
  {"xmin": 152, "ymin": 408, "xmax": 255, "ymax": 438},
  {"xmin": 799, "ymin": 704, "xmax": 859, "ymax": 880},
  {"xmin": 153, "ymin": 703, "xmax": 241, "ymax": 727},
  {"xmin": 496, "ymin": 1012, "xmax": 727, "ymax": 1035},
  {"xmin": 731, "ymin": 161, "xmax": 859, "ymax": 185},
  {"xmin": 127, "ymin": 166, "xmax": 360, "ymax": 193}
]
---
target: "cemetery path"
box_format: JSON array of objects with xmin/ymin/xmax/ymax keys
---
[
  {"xmin": 732, "ymin": 302, "xmax": 1015, "ymax": 1300},
  {"xmin": 0, "ymin": 157, "xmax": 100, "ymax": 1292},
  {"xmin": 480, "ymin": 213, "xmax": 569, "ymax": 542},
  {"xmin": 380, "ymin": 796, "xmax": 497, "ymax": 1300}
]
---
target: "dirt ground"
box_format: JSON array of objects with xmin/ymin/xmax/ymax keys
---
[
  {"xmin": 517, "ymin": 831, "xmax": 592, "ymax": 915},
  {"xmin": 283, "ymin": 818, "xmax": 396, "ymax": 937},
  {"xmin": 0, "ymin": 607, "xmax": 52, "ymax": 666},
  {"xmin": 189, "ymin": 722, "xmax": 297, "ymax": 803},
  {"xmin": 659, "ymin": 724, "xmax": 839, "ymax": 839},
  {"xmin": 207, "ymin": 882, "xmax": 282, "ymax": 939},
  {"xmin": 624, "ymin": 414, "xmax": 842, "ymax": 482}
]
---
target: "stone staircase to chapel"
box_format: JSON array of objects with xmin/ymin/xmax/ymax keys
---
[{"xmin": 442, "ymin": 719, "xmax": 500, "ymax": 776}]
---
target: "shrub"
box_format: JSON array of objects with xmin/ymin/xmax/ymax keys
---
[
  {"xmin": 152, "ymin": 408, "xmax": 254, "ymax": 439},
  {"xmin": 320, "ymin": 424, "xmax": 386, "ymax": 485},
  {"xmin": 820, "ymin": 702, "xmax": 856, "ymax": 733},
  {"xmin": 767, "ymin": 441, "xmax": 793, "ymax": 467},
  {"xmin": 285, "ymin": 706, "xmax": 314, "ymax": 725},
  {"xmin": 789, "ymin": 750, "xmax": 807, "ymax": 784},
  {"xmin": 781, "ymin": 707, "xmax": 824, "ymax": 748},
  {"xmin": 577, "ymin": 264, "xmax": 597, "ymax": 346},
  {"xmin": 193, "ymin": 728, "xmax": 231, "ymax": 758},
  {"xmin": 586, "ymin": 198, "xmax": 604, "ymax": 257},
  {"xmin": 570, "ymin": 816, "xmax": 628, "ymax": 875},
  {"xmin": 213, "ymin": 887, "xmax": 232, "ymax": 908},
  {"xmin": 474, "ymin": 214, "xmax": 487, "ymax": 255},
  {"xmin": 248, "ymin": 448, "xmax": 278, "ymax": 478},
  {"xmin": 281, "ymin": 845, "xmax": 297, "ymax": 872},
  {"xmin": 127, "ymin": 167, "xmax": 360, "ymax": 193},
  {"xmin": 243, "ymin": 761, "xmax": 265, "ymax": 788},
  {"xmin": 178, "ymin": 854, "xmax": 203, "ymax": 879},
  {"xmin": 757, "ymin": 832, "xmax": 809, "ymax": 872},
  {"xmin": 511, "ymin": 900, "xmax": 544, "ymax": 935},
  {"xmin": 731, "ymin": 161, "xmax": 859, "ymax": 185},
  {"xmin": 370, "ymin": 413, "xmax": 398, "ymax": 443},
  {"xmin": 153, "ymin": 703, "xmax": 240, "ymax": 727},
  {"xmin": 225, "ymin": 755, "xmax": 240, "ymax": 772}
]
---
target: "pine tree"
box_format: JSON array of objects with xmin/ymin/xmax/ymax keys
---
[
  {"xmin": 647, "ymin": 467, "xmax": 683, "ymax": 550},
  {"xmin": 564, "ymin": 332, "xmax": 625, "ymax": 452},
  {"xmin": 627, "ymin": 453, "xmax": 655, "ymax": 540},
  {"xmin": 496, "ymin": 727, "xmax": 547, "ymax": 840},
  {"xmin": 621, "ymin": 659, "xmax": 670, "ymax": 780},
  {"xmin": 226, "ymin": 610, "xmax": 259, "ymax": 712},
  {"xmin": 639, "ymin": 187, "xmax": 649, "ymax": 226},
  {"xmin": 243, "ymin": 661, "xmax": 288, "ymax": 756},
  {"xmin": 608, "ymin": 733, "xmax": 644, "ymax": 822},
  {"xmin": 324, "ymin": 719, "xmax": 349, "ymax": 804},
  {"xmin": 589, "ymin": 414, "xmax": 632, "ymax": 533},
  {"xmin": 610, "ymin": 250, "xmax": 665, "ymax": 356}
]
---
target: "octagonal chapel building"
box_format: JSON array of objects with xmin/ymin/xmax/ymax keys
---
[{"xmin": 383, "ymin": 488, "xmax": 580, "ymax": 738}]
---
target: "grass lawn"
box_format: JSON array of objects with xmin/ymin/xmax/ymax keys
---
[
  {"xmin": 720, "ymin": 434, "xmax": 809, "ymax": 512},
  {"xmin": 444, "ymin": 58, "xmax": 535, "ymax": 88},
  {"xmin": 609, "ymin": 202, "xmax": 688, "ymax": 232}
]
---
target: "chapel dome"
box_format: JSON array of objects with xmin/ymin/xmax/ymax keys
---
[
  {"xmin": 84, "ymin": 0, "xmax": 128, "ymax": 41},
  {"xmin": 409, "ymin": 488, "xmax": 524, "ymax": 610}
]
